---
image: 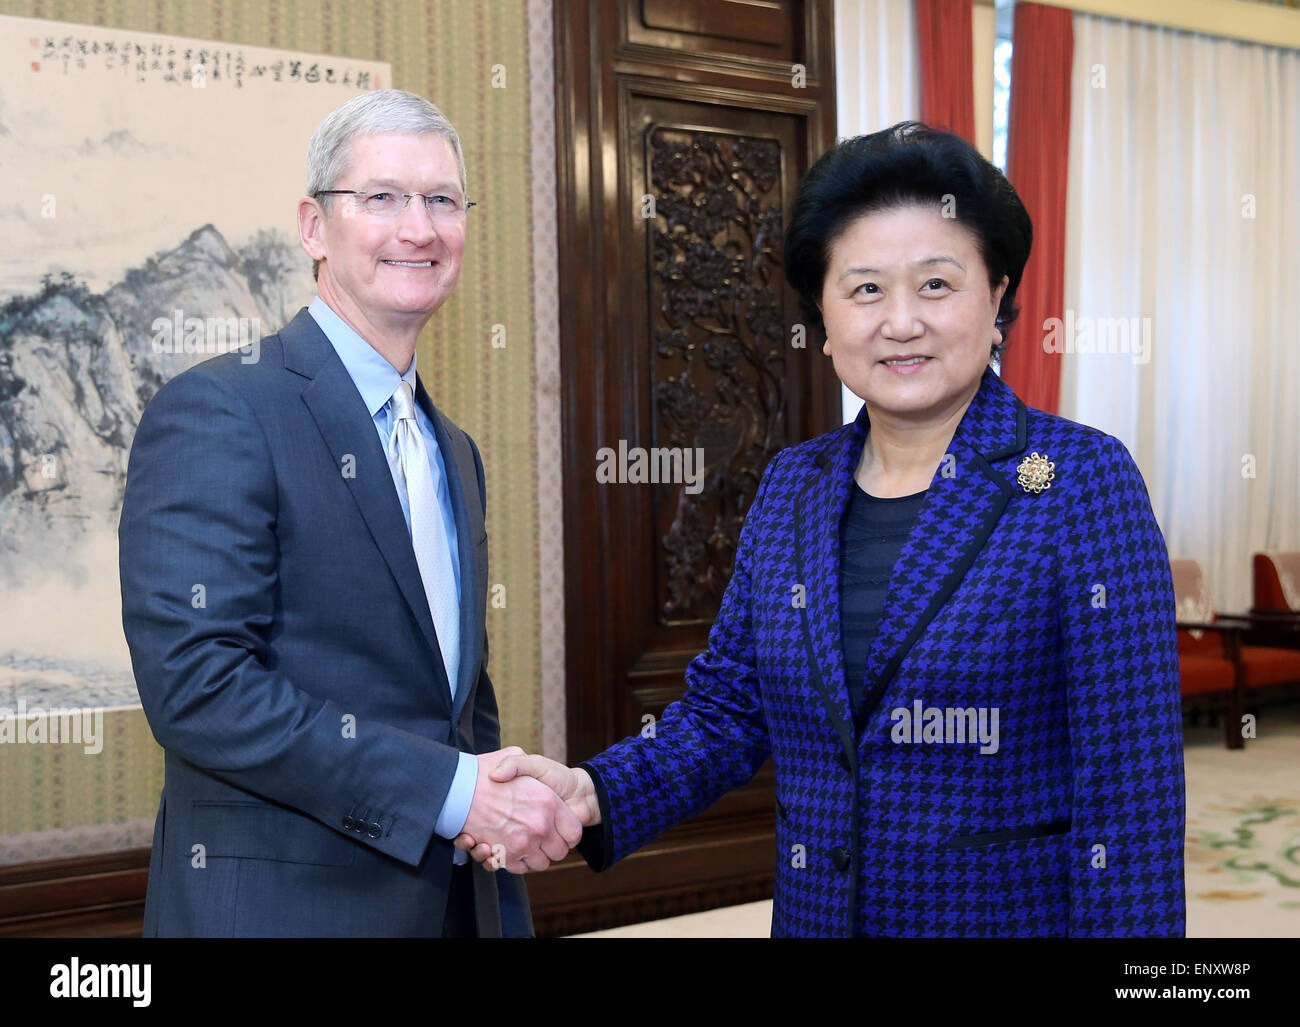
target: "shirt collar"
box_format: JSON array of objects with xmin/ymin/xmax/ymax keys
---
[{"xmin": 308, "ymin": 296, "xmax": 418, "ymax": 418}]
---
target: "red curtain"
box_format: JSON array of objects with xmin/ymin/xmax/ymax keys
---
[
  {"xmin": 1003, "ymin": 3, "xmax": 1074, "ymax": 414},
  {"xmin": 915, "ymin": 0, "xmax": 976, "ymax": 143}
]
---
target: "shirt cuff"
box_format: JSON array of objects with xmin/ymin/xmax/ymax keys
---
[{"xmin": 435, "ymin": 750, "xmax": 479, "ymax": 839}]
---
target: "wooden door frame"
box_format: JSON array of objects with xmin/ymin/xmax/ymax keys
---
[{"xmin": 545, "ymin": 0, "xmax": 840, "ymax": 934}]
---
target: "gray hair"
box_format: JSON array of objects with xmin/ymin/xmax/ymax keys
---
[{"xmin": 305, "ymin": 89, "xmax": 468, "ymax": 279}]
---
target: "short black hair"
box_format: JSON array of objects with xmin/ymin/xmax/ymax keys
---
[{"xmin": 783, "ymin": 121, "xmax": 1033, "ymax": 361}]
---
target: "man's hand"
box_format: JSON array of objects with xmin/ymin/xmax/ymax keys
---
[
  {"xmin": 459, "ymin": 747, "xmax": 585, "ymax": 873},
  {"xmin": 455, "ymin": 753, "xmax": 599, "ymax": 871}
]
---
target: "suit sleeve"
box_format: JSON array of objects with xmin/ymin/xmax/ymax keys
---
[
  {"xmin": 577, "ymin": 455, "xmax": 780, "ymax": 871},
  {"xmin": 119, "ymin": 369, "xmax": 462, "ymax": 868},
  {"xmin": 1058, "ymin": 432, "xmax": 1186, "ymax": 937}
]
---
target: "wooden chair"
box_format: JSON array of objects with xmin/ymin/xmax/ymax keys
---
[
  {"xmin": 1249, "ymin": 552, "xmax": 1300, "ymax": 651},
  {"xmin": 1252, "ymin": 551, "xmax": 1300, "ymax": 614},
  {"xmin": 1173, "ymin": 559, "xmax": 1245, "ymax": 749},
  {"xmin": 1174, "ymin": 558, "xmax": 1300, "ymax": 749}
]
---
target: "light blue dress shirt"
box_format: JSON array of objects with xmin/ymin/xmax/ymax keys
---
[{"xmin": 308, "ymin": 297, "xmax": 478, "ymax": 845}]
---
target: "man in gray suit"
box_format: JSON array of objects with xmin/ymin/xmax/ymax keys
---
[{"xmin": 119, "ymin": 89, "xmax": 582, "ymax": 937}]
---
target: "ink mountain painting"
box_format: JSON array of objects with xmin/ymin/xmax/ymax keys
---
[{"xmin": 0, "ymin": 14, "xmax": 388, "ymax": 710}]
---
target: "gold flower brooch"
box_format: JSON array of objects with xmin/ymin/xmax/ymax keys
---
[{"xmin": 1017, "ymin": 451, "xmax": 1055, "ymax": 494}]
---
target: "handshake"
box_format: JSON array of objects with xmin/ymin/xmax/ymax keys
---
[{"xmin": 454, "ymin": 748, "xmax": 601, "ymax": 873}]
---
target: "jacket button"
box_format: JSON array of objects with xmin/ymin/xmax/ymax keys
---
[
  {"xmin": 836, "ymin": 750, "xmax": 851, "ymax": 773},
  {"xmin": 342, "ymin": 815, "xmax": 355, "ymax": 830},
  {"xmin": 367, "ymin": 822, "xmax": 382, "ymax": 839},
  {"xmin": 831, "ymin": 847, "xmax": 852, "ymax": 871}
]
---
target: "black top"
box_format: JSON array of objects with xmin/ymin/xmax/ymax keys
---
[{"xmin": 839, "ymin": 481, "xmax": 927, "ymax": 718}]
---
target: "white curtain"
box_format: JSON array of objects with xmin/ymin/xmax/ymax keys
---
[
  {"xmin": 1060, "ymin": 13, "xmax": 1300, "ymax": 613},
  {"xmin": 835, "ymin": 0, "xmax": 920, "ymax": 141},
  {"xmin": 833, "ymin": 0, "xmax": 921, "ymax": 423}
]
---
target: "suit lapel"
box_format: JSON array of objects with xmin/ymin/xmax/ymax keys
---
[
  {"xmin": 282, "ymin": 309, "xmax": 454, "ymax": 711},
  {"xmin": 792, "ymin": 424, "xmax": 863, "ymax": 767},
  {"xmin": 415, "ymin": 377, "xmax": 485, "ymax": 728},
  {"xmin": 854, "ymin": 367, "xmax": 1026, "ymax": 728}
]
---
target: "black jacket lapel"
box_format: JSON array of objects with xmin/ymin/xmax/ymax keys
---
[{"xmin": 792, "ymin": 425, "xmax": 864, "ymax": 770}]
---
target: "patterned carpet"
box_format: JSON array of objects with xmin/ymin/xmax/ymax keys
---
[{"xmin": 1184, "ymin": 699, "xmax": 1300, "ymax": 938}]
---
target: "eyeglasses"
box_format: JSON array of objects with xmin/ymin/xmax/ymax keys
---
[{"xmin": 315, "ymin": 189, "xmax": 477, "ymax": 223}]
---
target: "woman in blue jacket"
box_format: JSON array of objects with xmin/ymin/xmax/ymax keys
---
[{"xmin": 460, "ymin": 122, "xmax": 1186, "ymax": 938}]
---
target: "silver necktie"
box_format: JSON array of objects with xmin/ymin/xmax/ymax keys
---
[{"xmin": 386, "ymin": 380, "xmax": 460, "ymax": 696}]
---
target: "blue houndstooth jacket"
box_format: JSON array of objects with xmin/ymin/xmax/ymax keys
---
[{"xmin": 578, "ymin": 366, "xmax": 1186, "ymax": 937}]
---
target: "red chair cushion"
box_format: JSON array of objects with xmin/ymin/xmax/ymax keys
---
[
  {"xmin": 1238, "ymin": 646, "xmax": 1300, "ymax": 688},
  {"xmin": 1179, "ymin": 654, "xmax": 1236, "ymax": 697}
]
